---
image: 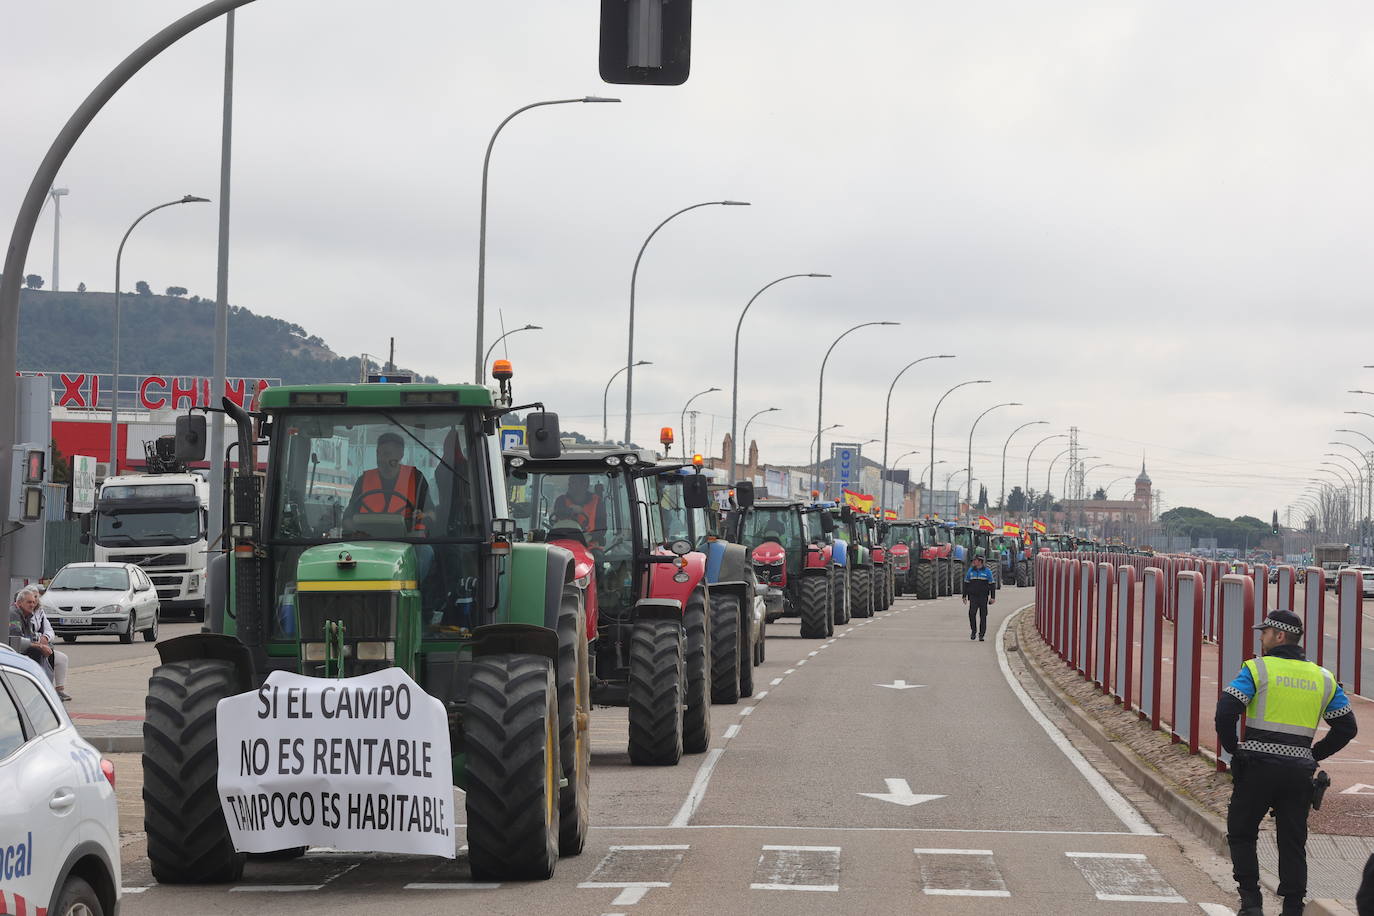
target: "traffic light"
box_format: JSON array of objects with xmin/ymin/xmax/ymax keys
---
[{"xmin": 9, "ymin": 443, "xmax": 46, "ymax": 523}]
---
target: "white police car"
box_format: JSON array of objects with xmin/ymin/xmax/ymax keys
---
[{"xmin": 0, "ymin": 644, "xmax": 120, "ymax": 915}]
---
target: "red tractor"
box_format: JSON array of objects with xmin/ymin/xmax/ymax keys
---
[
  {"xmin": 505, "ymin": 444, "xmax": 713, "ymax": 765},
  {"xmin": 726, "ymin": 484, "xmax": 839, "ymax": 638}
]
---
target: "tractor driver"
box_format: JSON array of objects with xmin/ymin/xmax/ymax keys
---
[
  {"xmin": 552, "ymin": 473, "xmax": 607, "ymax": 544},
  {"xmin": 343, "ymin": 432, "xmax": 430, "ymax": 536}
]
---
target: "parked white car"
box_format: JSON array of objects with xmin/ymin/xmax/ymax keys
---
[
  {"xmin": 43, "ymin": 562, "xmax": 160, "ymax": 644},
  {"xmin": 0, "ymin": 645, "xmax": 121, "ymax": 915}
]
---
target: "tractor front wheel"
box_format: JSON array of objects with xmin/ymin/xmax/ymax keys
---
[
  {"xmin": 831, "ymin": 570, "xmax": 849, "ymax": 626},
  {"xmin": 1016, "ymin": 561, "xmax": 1029, "ymax": 588},
  {"xmin": 683, "ymin": 591, "xmax": 712, "ymax": 754},
  {"xmin": 914, "ymin": 563, "xmax": 935, "ymax": 600},
  {"xmin": 952, "ymin": 560, "xmax": 966, "ymax": 595},
  {"xmin": 627, "ymin": 619, "xmax": 685, "ymax": 766},
  {"xmin": 466, "ymin": 654, "xmax": 561, "ymax": 881},
  {"xmin": 556, "ymin": 587, "xmax": 590, "ymax": 857},
  {"xmin": 143, "ymin": 659, "xmax": 246, "ymax": 884},
  {"xmin": 710, "ymin": 592, "xmax": 742, "ymax": 705},
  {"xmin": 799, "ymin": 574, "xmax": 829, "ymax": 638},
  {"xmin": 851, "ymin": 567, "xmax": 873, "ymax": 618},
  {"xmin": 936, "ymin": 560, "xmax": 951, "ymax": 597}
]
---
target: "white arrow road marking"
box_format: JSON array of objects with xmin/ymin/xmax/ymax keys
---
[
  {"xmin": 1340, "ymin": 783, "xmax": 1374, "ymax": 795},
  {"xmin": 876, "ymin": 680, "xmax": 927, "ymax": 690},
  {"xmin": 859, "ymin": 778, "xmax": 946, "ymax": 807}
]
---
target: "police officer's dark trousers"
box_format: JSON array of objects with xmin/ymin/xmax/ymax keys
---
[
  {"xmin": 967, "ymin": 597, "xmax": 988, "ymax": 638},
  {"xmin": 1227, "ymin": 760, "xmax": 1313, "ymax": 903}
]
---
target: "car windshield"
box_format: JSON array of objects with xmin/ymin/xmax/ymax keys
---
[
  {"xmin": 270, "ymin": 408, "xmax": 483, "ymax": 542},
  {"xmin": 50, "ymin": 566, "xmax": 129, "ymax": 591},
  {"xmin": 96, "ymin": 508, "xmax": 201, "ymax": 546},
  {"xmin": 744, "ymin": 507, "xmax": 803, "ymax": 549}
]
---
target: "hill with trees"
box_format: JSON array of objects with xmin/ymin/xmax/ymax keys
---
[{"xmin": 11, "ymin": 285, "xmax": 437, "ymax": 384}]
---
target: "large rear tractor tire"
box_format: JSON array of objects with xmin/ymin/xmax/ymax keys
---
[
  {"xmin": 466, "ymin": 654, "xmax": 561, "ymax": 881},
  {"xmin": 627, "ymin": 619, "xmax": 685, "ymax": 766},
  {"xmin": 952, "ymin": 560, "xmax": 966, "ymax": 596},
  {"xmin": 851, "ymin": 567, "xmax": 873, "ymax": 618},
  {"xmin": 683, "ymin": 591, "xmax": 712, "ymax": 754},
  {"xmin": 914, "ymin": 563, "xmax": 936, "ymax": 600},
  {"xmin": 1016, "ymin": 562, "xmax": 1029, "ymax": 588},
  {"xmin": 710, "ymin": 592, "xmax": 742, "ymax": 705},
  {"xmin": 799, "ymin": 574, "xmax": 830, "ymax": 638},
  {"xmin": 143, "ymin": 659, "xmax": 246, "ymax": 884},
  {"xmin": 936, "ymin": 560, "xmax": 951, "ymax": 597},
  {"xmin": 555, "ymin": 587, "xmax": 590, "ymax": 857}
]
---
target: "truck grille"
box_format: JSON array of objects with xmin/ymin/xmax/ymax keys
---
[{"xmin": 117, "ymin": 552, "xmax": 188, "ymax": 568}]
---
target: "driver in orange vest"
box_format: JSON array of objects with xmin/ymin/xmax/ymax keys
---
[
  {"xmin": 344, "ymin": 432, "xmax": 429, "ymax": 534},
  {"xmin": 553, "ymin": 473, "xmax": 605, "ymax": 540}
]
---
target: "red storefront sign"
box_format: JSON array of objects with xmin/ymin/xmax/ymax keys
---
[{"xmin": 46, "ymin": 373, "xmax": 273, "ymax": 410}]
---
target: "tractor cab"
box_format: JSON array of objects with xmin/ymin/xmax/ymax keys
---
[{"xmin": 726, "ymin": 495, "xmax": 837, "ymax": 637}]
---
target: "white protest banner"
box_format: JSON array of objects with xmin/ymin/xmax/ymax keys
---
[{"xmin": 216, "ymin": 667, "xmax": 455, "ymax": 857}]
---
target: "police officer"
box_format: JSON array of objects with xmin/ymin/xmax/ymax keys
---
[
  {"xmin": 1216, "ymin": 609, "xmax": 1358, "ymax": 916},
  {"xmin": 961, "ymin": 551, "xmax": 996, "ymax": 641}
]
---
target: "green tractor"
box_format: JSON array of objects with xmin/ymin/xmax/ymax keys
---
[
  {"xmin": 835, "ymin": 506, "xmax": 876, "ymax": 618},
  {"xmin": 142, "ymin": 375, "xmax": 589, "ymax": 884}
]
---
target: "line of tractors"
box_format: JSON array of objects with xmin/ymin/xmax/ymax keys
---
[{"xmin": 137, "ymin": 368, "xmax": 1055, "ymax": 887}]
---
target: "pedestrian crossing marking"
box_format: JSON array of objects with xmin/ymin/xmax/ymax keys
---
[
  {"xmin": 578, "ymin": 845, "xmax": 690, "ymax": 889},
  {"xmin": 750, "ymin": 845, "xmax": 841, "ymax": 892},
  {"xmin": 914, "ymin": 847, "xmax": 1010, "ymax": 897},
  {"xmin": 1065, "ymin": 851, "xmax": 1187, "ymax": 903}
]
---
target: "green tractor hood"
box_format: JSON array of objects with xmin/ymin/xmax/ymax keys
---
[{"xmin": 297, "ymin": 542, "xmax": 419, "ymax": 589}]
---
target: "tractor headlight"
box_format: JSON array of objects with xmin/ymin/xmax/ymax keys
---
[
  {"xmin": 303, "ymin": 642, "xmax": 353, "ymax": 661},
  {"xmin": 604, "ymin": 455, "xmax": 621, "ymax": 466},
  {"xmin": 622, "ymin": 454, "xmax": 639, "ymax": 466},
  {"xmin": 356, "ymin": 641, "xmax": 394, "ymax": 661},
  {"xmin": 669, "ymin": 539, "xmax": 692, "ymax": 556}
]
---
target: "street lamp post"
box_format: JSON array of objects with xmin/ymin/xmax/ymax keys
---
[
  {"xmin": 945, "ymin": 466, "xmax": 969, "ymax": 494},
  {"xmin": 966, "ymin": 401, "xmax": 1020, "ymax": 506},
  {"xmin": 739, "ymin": 407, "xmax": 780, "ymax": 475},
  {"xmin": 1000, "ymin": 420, "xmax": 1047, "ymax": 513},
  {"xmin": 1337, "ymin": 426, "xmax": 1374, "ymax": 557},
  {"xmin": 626, "ymin": 200, "xmax": 750, "ymax": 444},
  {"xmin": 929, "ymin": 380, "xmax": 990, "ymax": 515},
  {"xmin": 482, "ymin": 323, "xmax": 542, "ymax": 368},
  {"xmin": 679, "ymin": 386, "xmax": 721, "ymax": 459},
  {"xmin": 879, "ymin": 354, "xmax": 954, "ymax": 517},
  {"xmin": 1046, "ymin": 447, "xmax": 1073, "ymax": 505},
  {"xmin": 814, "ymin": 322, "xmax": 900, "ymax": 494},
  {"xmin": 604, "ymin": 360, "xmax": 650, "ymax": 443},
  {"xmin": 1329, "ymin": 442, "xmax": 1370, "ymax": 557},
  {"xmin": 1323, "ymin": 457, "xmax": 1363, "ymax": 546},
  {"xmin": 1024, "ymin": 433, "xmax": 1067, "ymax": 510},
  {"xmin": 922, "ymin": 459, "xmax": 948, "ymax": 495},
  {"xmin": 809, "ymin": 424, "xmax": 842, "ymax": 491},
  {"xmin": 730, "ymin": 273, "xmax": 830, "ymax": 481},
  {"xmin": 49, "ymin": 187, "xmax": 68, "ymax": 291},
  {"xmin": 109, "ymin": 195, "xmax": 210, "ymax": 474},
  {"xmin": 475, "ymin": 96, "xmax": 619, "ymax": 382}
]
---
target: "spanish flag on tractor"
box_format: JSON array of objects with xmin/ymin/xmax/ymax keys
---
[
  {"xmin": 1032, "ymin": 519, "xmax": 1047, "ymax": 534},
  {"xmin": 842, "ymin": 489, "xmax": 875, "ymax": 514},
  {"xmin": 976, "ymin": 516, "xmax": 995, "ymax": 532},
  {"xmin": 1003, "ymin": 522, "xmax": 1021, "ymax": 536},
  {"xmin": 883, "ymin": 509, "xmax": 897, "ymax": 521}
]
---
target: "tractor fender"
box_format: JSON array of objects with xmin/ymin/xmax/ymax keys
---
[
  {"xmin": 632, "ymin": 597, "xmax": 685, "ymax": 621},
  {"xmin": 803, "ymin": 543, "xmax": 832, "ymax": 569},
  {"xmin": 709, "ymin": 540, "xmax": 753, "ymax": 590},
  {"xmin": 154, "ymin": 632, "xmax": 256, "ymax": 694},
  {"xmin": 505, "ymin": 542, "xmax": 576, "ymax": 632},
  {"xmin": 951, "ymin": 545, "xmax": 967, "ymax": 562},
  {"xmin": 852, "ymin": 545, "xmax": 870, "ymax": 567},
  {"xmin": 545, "ymin": 537, "xmax": 598, "ymax": 637},
  {"xmin": 871, "ymin": 546, "xmax": 886, "ymax": 565},
  {"xmin": 830, "ymin": 539, "xmax": 849, "ymax": 567},
  {"xmin": 648, "ymin": 550, "xmax": 707, "ymax": 605},
  {"xmin": 470, "ymin": 623, "xmax": 559, "ymax": 668},
  {"xmin": 205, "ymin": 550, "xmax": 228, "ymax": 634}
]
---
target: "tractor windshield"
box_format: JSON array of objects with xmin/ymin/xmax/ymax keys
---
[
  {"xmin": 743, "ymin": 506, "xmax": 803, "ymax": 550},
  {"xmin": 953, "ymin": 528, "xmax": 973, "ymax": 549},
  {"xmin": 656, "ymin": 474, "xmax": 706, "ymax": 545},
  {"xmin": 885, "ymin": 524, "xmax": 913, "ymax": 548},
  {"xmin": 269, "ymin": 409, "xmax": 483, "ymax": 542}
]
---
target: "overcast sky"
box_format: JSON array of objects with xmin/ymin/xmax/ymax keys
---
[{"xmin": 5, "ymin": 1, "xmax": 1374, "ymax": 521}]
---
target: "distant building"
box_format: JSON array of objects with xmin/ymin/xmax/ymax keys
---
[{"xmin": 1055, "ymin": 460, "xmax": 1154, "ymax": 537}]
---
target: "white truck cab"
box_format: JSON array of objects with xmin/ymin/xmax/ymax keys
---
[{"xmin": 91, "ymin": 472, "xmax": 210, "ymax": 620}]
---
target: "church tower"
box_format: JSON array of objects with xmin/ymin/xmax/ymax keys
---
[{"xmin": 1134, "ymin": 459, "xmax": 1152, "ymax": 505}]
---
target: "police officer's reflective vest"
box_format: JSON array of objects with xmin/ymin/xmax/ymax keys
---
[
  {"xmin": 1240, "ymin": 655, "xmax": 1336, "ymax": 749},
  {"xmin": 356, "ymin": 466, "xmax": 425, "ymax": 532}
]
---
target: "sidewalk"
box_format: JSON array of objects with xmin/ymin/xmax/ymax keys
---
[
  {"xmin": 1018, "ymin": 606, "xmax": 1370, "ymax": 912},
  {"xmin": 67, "ymin": 652, "xmax": 157, "ymax": 751}
]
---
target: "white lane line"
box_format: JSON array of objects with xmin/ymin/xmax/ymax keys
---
[
  {"xmin": 785, "ymin": 668, "xmax": 796, "ymax": 674},
  {"xmin": 1197, "ymin": 904, "xmax": 1237, "ymax": 915},
  {"xmin": 770, "ymin": 677, "xmax": 783, "ymax": 686},
  {"xmin": 232, "ymin": 885, "xmax": 324, "ymax": 893},
  {"xmin": 669, "ymin": 748, "xmax": 725, "ymax": 827},
  {"xmin": 755, "ymin": 691, "xmax": 768, "ymax": 699},
  {"xmin": 797, "ymin": 659, "xmax": 808, "ymax": 666},
  {"xmin": 606, "ymin": 823, "xmax": 1156, "ymax": 836},
  {"xmin": 612, "ymin": 887, "xmax": 650, "ymax": 905},
  {"xmin": 724, "ymin": 724, "xmax": 741, "ymax": 739},
  {"xmin": 750, "ymin": 845, "xmax": 841, "ymax": 892},
  {"xmin": 405, "ymin": 883, "xmax": 501, "ymax": 890},
  {"xmin": 915, "ymin": 847, "xmax": 1010, "ymax": 897},
  {"xmin": 121, "ymin": 887, "xmax": 151, "ymax": 894},
  {"xmin": 580, "ymin": 882, "xmax": 671, "ymax": 889},
  {"xmin": 1065, "ymin": 852, "xmax": 1146, "ymax": 859},
  {"xmin": 808, "ymin": 650, "xmax": 819, "ymax": 657},
  {"xmin": 740, "ymin": 706, "xmax": 755, "ymax": 716},
  {"xmin": 995, "ymin": 611, "xmax": 1154, "ymax": 835}
]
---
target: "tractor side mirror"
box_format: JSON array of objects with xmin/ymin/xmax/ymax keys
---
[
  {"xmin": 175, "ymin": 414, "xmax": 207, "ymax": 462},
  {"xmin": 682, "ymin": 473, "xmax": 709, "ymax": 509},
  {"xmin": 840, "ymin": 505, "xmax": 853, "ymax": 522},
  {"xmin": 818, "ymin": 512, "xmax": 836, "ymax": 534},
  {"xmin": 526, "ymin": 412, "xmax": 562, "ymax": 460},
  {"xmin": 734, "ymin": 481, "xmax": 754, "ymax": 508}
]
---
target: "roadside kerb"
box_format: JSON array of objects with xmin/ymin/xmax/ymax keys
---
[{"xmin": 1013, "ymin": 604, "xmax": 1357, "ymax": 915}]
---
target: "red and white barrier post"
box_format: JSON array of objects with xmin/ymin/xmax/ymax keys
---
[
  {"xmin": 1140, "ymin": 567, "xmax": 1164, "ymax": 730},
  {"xmin": 1337, "ymin": 568, "xmax": 1364, "ymax": 697},
  {"xmin": 1304, "ymin": 567, "xmax": 1326, "ymax": 668},
  {"xmin": 1216, "ymin": 573, "xmax": 1256, "ymax": 769},
  {"xmin": 1113, "ymin": 565, "xmax": 1136, "ymax": 707},
  {"xmin": 1094, "ymin": 563, "xmax": 1114, "ymax": 690},
  {"xmin": 1172, "ymin": 571, "xmax": 1205, "ymax": 754}
]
